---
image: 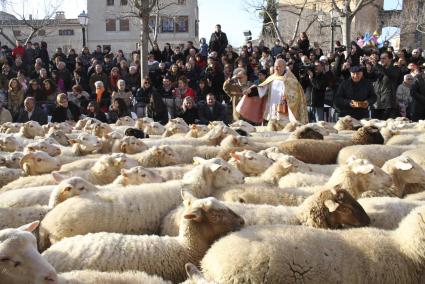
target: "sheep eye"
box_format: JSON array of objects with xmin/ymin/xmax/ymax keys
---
[
  {"xmin": 36, "ymin": 158, "xmax": 42, "ymax": 162},
  {"xmin": 14, "ymin": 261, "xmax": 21, "ymax": 267},
  {"xmin": 64, "ymin": 187, "xmax": 72, "ymax": 192},
  {"xmin": 79, "ymin": 187, "xmax": 85, "ymax": 191},
  {"xmin": 131, "ymin": 142, "xmax": 135, "ymax": 145},
  {"xmin": 141, "ymin": 174, "xmax": 146, "ymax": 177},
  {"xmin": 247, "ymin": 157, "xmax": 254, "ymax": 160},
  {"xmin": 82, "ymin": 138, "xmax": 86, "ymax": 141}
]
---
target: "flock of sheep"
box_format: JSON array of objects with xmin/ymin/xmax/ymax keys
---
[{"xmin": 1, "ymin": 114, "xmax": 425, "ymax": 283}]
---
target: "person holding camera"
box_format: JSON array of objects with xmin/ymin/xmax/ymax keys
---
[
  {"xmin": 334, "ymin": 66, "xmax": 377, "ymax": 120},
  {"xmin": 305, "ymin": 60, "xmax": 328, "ymax": 122}
]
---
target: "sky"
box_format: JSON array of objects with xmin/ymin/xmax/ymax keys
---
[{"xmin": 4, "ymin": 0, "xmax": 402, "ymax": 46}]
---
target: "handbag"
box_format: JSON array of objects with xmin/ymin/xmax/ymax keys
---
[
  {"xmin": 235, "ymin": 95, "xmax": 264, "ymax": 124},
  {"xmin": 277, "ymin": 97, "xmax": 288, "ymax": 115}
]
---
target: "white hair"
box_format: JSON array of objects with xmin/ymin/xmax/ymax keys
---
[{"xmin": 94, "ymin": 81, "xmax": 104, "ymax": 88}]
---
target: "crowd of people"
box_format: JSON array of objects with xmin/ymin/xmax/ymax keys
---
[{"xmin": 0, "ymin": 24, "xmax": 425, "ymax": 127}]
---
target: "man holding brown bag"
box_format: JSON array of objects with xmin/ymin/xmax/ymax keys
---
[{"xmin": 334, "ymin": 66, "xmax": 377, "ymax": 120}]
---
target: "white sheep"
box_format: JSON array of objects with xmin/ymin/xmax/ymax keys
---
[
  {"xmin": 47, "ymin": 129, "xmax": 71, "ymax": 146},
  {"xmin": 229, "ymin": 120, "xmax": 256, "ymax": 133},
  {"xmin": 185, "ymin": 124, "xmax": 210, "ymax": 138},
  {"xmin": 201, "ymin": 205, "xmax": 425, "ymax": 283},
  {"xmin": 135, "ymin": 117, "xmax": 154, "ymax": 130},
  {"xmin": 0, "ymin": 206, "xmax": 50, "ymax": 229},
  {"xmin": 111, "ymin": 135, "xmax": 148, "ymax": 154},
  {"xmin": 42, "ymin": 191, "xmax": 244, "ymax": 283},
  {"xmin": 0, "ymin": 221, "xmax": 58, "ymax": 284},
  {"xmin": 149, "ymin": 164, "xmax": 197, "ymax": 181},
  {"xmin": 58, "ymin": 270, "xmax": 172, "ymax": 284},
  {"xmin": 144, "ymin": 121, "xmax": 167, "ymax": 135},
  {"xmin": 2, "ymin": 153, "xmax": 138, "ymax": 190},
  {"xmin": 228, "ymin": 150, "xmax": 274, "ymax": 176},
  {"xmin": 4, "ymin": 152, "xmax": 24, "ymax": 168},
  {"xmin": 334, "ymin": 115, "xmax": 361, "ymax": 131},
  {"xmin": 381, "ymin": 155, "xmax": 425, "ymax": 196},
  {"xmin": 161, "ymin": 187, "xmax": 370, "ymax": 236},
  {"xmin": 112, "ymin": 166, "xmax": 165, "ymax": 186},
  {"xmin": 131, "ymin": 145, "xmax": 179, "ymax": 167},
  {"xmin": 0, "ymin": 136, "xmax": 24, "ymax": 152},
  {"xmin": 403, "ymin": 147, "xmax": 425, "ymax": 169},
  {"xmin": 24, "ymin": 140, "xmax": 62, "ymax": 157},
  {"xmin": 67, "ymin": 133, "xmax": 103, "ymax": 156},
  {"xmin": 0, "ymin": 122, "xmax": 21, "ymax": 133},
  {"xmin": 38, "ymin": 158, "xmax": 244, "ymax": 249},
  {"xmin": 19, "ymin": 121, "xmax": 45, "ymax": 139},
  {"xmin": 0, "ymin": 167, "xmax": 23, "ymax": 188},
  {"xmin": 337, "ymin": 144, "xmax": 414, "ymax": 167},
  {"xmin": 115, "ymin": 116, "xmax": 135, "ymax": 126},
  {"xmin": 19, "ymin": 151, "xmax": 61, "ymax": 177},
  {"xmin": 0, "ymin": 185, "xmax": 56, "ymax": 208}
]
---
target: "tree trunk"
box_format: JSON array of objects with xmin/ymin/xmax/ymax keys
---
[
  {"xmin": 140, "ymin": 14, "xmax": 150, "ymax": 84},
  {"xmin": 0, "ymin": 31, "xmax": 15, "ymax": 47},
  {"xmin": 341, "ymin": 15, "xmax": 351, "ymax": 47}
]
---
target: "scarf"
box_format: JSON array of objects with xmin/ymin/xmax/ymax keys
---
[{"xmin": 96, "ymin": 87, "xmax": 105, "ymax": 103}]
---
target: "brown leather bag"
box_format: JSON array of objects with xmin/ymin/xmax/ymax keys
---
[
  {"xmin": 236, "ymin": 95, "xmax": 266, "ymax": 123},
  {"xmin": 277, "ymin": 98, "xmax": 288, "ymax": 115}
]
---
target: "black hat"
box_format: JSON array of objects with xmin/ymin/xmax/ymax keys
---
[{"xmin": 349, "ymin": 66, "xmax": 363, "ymax": 73}]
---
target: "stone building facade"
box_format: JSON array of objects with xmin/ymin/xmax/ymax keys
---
[{"xmin": 86, "ymin": 0, "xmax": 199, "ymax": 53}]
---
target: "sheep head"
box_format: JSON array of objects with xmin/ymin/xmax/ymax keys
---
[
  {"xmin": 185, "ymin": 124, "xmax": 209, "ymax": 138},
  {"xmin": 266, "ymin": 118, "xmax": 286, "ymax": 131},
  {"xmin": 230, "ymin": 120, "xmax": 256, "ymax": 133},
  {"xmin": 119, "ymin": 166, "xmax": 165, "ymax": 186},
  {"xmin": 92, "ymin": 123, "xmax": 113, "ymax": 138},
  {"xmin": 229, "ymin": 150, "xmax": 273, "ymax": 176},
  {"xmin": 290, "ymin": 126, "xmax": 324, "ymax": 140},
  {"xmin": 119, "ymin": 136, "xmax": 148, "ymax": 154},
  {"xmin": 47, "ymin": 129, "xmax": 70, "ymax": 146},
  {"xmin": 180, "ymin": 190, "xmax": 244, "ymax": 244},
  {"xmin": 49, "ymin": 175, "xmax": 99, "ymax": 208},
  {"xmin": 262, "ymin": 155, "xmax": 311, "ymax": 184},
  {"xmin": 328, "ymin": 158, "xmax": 393, "ymax": 198},
  {"xmin": 115, "ymin": 116, "xmax": 135, "ymax": 126},
  {"xmin": 299, "ymin": 187, "xmax": 370, "ymax": 229},
  {"xmin": 382, "ymin": 156, "xmax": 425, "ymax": 196},
  {"xmin": 25, "ymin": 141, "xmax": 61, "ymax": 157},
  {"xmin": 19, "ymin": 121, "xmax": 45, "ymax": 139},
  {"xmin": 144, "ymin": 122, "xmax": 166, "ymax": 135},
  {"xmin": 69, "ymin": 133, "xmax": 102, "ymax": 155},
  {"xmin": 0, "ymin": 221, "xmax": 58, "ymax": 284},
  {"xmin": 0, "ymin": 136, "xmax": 23, "ymax": 152},
  {"xmin": 6, "ymin": 152, "xmax": 24, "ymax": 168},
  {"xmin": 135, "ymin": 117, "xmax": 154, "ymax": 130},
  {"xmin": 20, "ymin": 151, "xmax": 61, "ymax": 176}
]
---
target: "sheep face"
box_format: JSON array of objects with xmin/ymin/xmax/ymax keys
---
[
  {"xmin": 119, "ymin": 136, "xmax": 148, "ymax": 154},
  {"xmin": 6, "ymin": 152, "xmax": 23, "ymax": 168},
  {"xmin": 165, "ymin": 118, "xmax": 190, "ymax": 134},
  {"xmin": 0, "ymin": 155, "xmax": 6, "ymax": 166},
  {"xmin": 230, "ymin": 120, "xmax": 256, "ymax": 133},
  {"xmin": 323, "ymin": 188, "xmax": 370, "ymax": 228},
  {"xmin": 144, "ymin": 122, "xmax": 166, "ymax": 135},
  {"xmin": 0, "ymin": 122, "xmax": 21, "ymax": 134},
  {"xmin": 181, "ymin": 191, "xmax": 245, "ymax": 243},
  {"xmin": 69, "ymin": 133, "xmax": 102, "ymax": 155},
  {"xmin": 25, "ymin": 141, "xmax": 61, "ymax": 157},
  {"xmin": 135, "ymin": 117, "xmax": 154, "ymax": 130},
  {"xmin": 211, "ymin": 161, "xmax": 244, "ymax": 188},
  {"xmin": 205, "ymin": 126, "xmax": 239, "ymax": 145},
  {"xmin": 0, "ymin": 222, "xmax": 57, "ymax": 283},
  {"xmin": 382, "ymin": 156, "xmax": 425, "ymax": 191},
  {"xmin": 229, "ymin": 150, "xmax": 273, "ymax": 176},
  {"xmin": 157, "ymin": 146, "xmax": 179, "ymax": 166},
  {"xmin": 47, "ymin": 130, "xmax": 70, "ymax": 146},
  {"xmin": 0, "ymin": 136, "xmax": 23, "ymax": 152},
  {"xmin": 20, "ymin": 121, "xmax": 45, "ymax": 138},
  {"xmin": 110, "ymin": 153, "xmax": 139, "ymax": 169},
  {"xmin": 115, "ymin": 116, "xmax": 135, "ymax": 126},
  {"xmin": 263, "ymin": 156, "xmax": 311, "ymax": 184},
  {"xmin": 266, "ymin": 118, "xmax": 286, "ymax": 131},
  {"xmin": 282, "ymin": 121, "xmax": 302, "ymax": 132},
  {"xmin": 20, "ymin": 151, "xmax": 61, "ymax": 176},
  {"xmin": 0, "ymin": 168, "xmax": 22, "ymax": 187},
  {"xmin": 186, "ymin": 124, "xmax": 209, "ymax": 138},
  {"xmin": 93, "ymin": 123, "xmax": 113, "ymax": 138},
  {"xmin": 120, "ymin": 166, "xmax": 165, "ymax": 185},
  {"xmin": 49, "ymin": 176, "xmax": 99, "ymax": 207}
]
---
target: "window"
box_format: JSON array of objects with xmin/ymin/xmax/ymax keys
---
[
  {"xmin": 175, "ymin": 16, "xmax": 189, "ymax": 32},
  {"xmin": 38, "ymin": 29, "xmax": 46, "ymax": 36},
  {"xmin": 161, "ymin": 17, "xmax": 174, "ymax": 33},
  {"xmin": 178, "ymin": 0, "xmax": 186, "ymax": 4},
  {"xmin": 120, "ymin": 19, "xmax": 129, "ymax": 31},
  {"xmin": 149, "ymin": 16, "xmax": 156, "ymax": 31},
  {"xmin": 59, "ymin": 29, "xmax": 74, "ymax": 36},
  {"xmin": 107, "ymin": 0, "xmax": 114, "ymax": 5},
  {"xmin": 120, "ymin": 0, "xmax": 127, "ymax": 5},
  {"xmin": 13, "ymin": 30, "xmax": 21, "ymax": 37},
  {"xmin": 106, "ymin": 19, "xmax": 116, "ymax": 31}
]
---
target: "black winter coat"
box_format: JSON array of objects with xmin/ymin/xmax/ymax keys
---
[
  {"xmin": 411, "ymin": 74, "xmax": 425, "ymax": 121},
  {"xmin": 305, "ymin": 72, "xmax": 328, "ymax": 107},
  {"xmin": 51, "ymin": 102, "xmax": 81, "ymax": 123},
  {"xmin": 372, "ymin": 64, "xmax": 401, "ymax": 109},
  {"xmin": 209, "ymin": 32, "xmax": 228, "ymax": 55},
  {"xmin": 334, "ymin": 78, "xmax": 377, "ymax": 120}
]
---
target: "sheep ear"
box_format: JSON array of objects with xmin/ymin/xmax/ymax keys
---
[
  {"xmin": 230, "ymin": 152, "xmax": 240, "ymax": 161},
  {"xmin": 193, "ymin": 157, "xmax": 206, "ymax": 165},
  {"xmin": 68, "ymin": 139, "xmax": 79, "ymax": 145},
  {"xmin": 19, "ymin": 153, "xmax": 32, "ymax": 169},
  {"xmin": 352, "ymin": 164, "xmax": 374, "ymax": 174},
  {"xmin": 185, "ymin": 263, "xmax": 203, "ymax": 280},
  {"xmin": 17, "ymin": 221, "xmax": 40, "ymax": 232},
  {"xmin": 181, "ymin": 189, "xmax": 197, "ymax": 206},
  {"xmin": 324, "ymin": 199, "xmax": 340, "ymax": 213},
  {"xmin": 395, "ymin": 161, "xmax": 413, "ymax": 171},
  {"xmin": 52, "ymin": 172, "xmax": 65, "ymax": 183},
  {"xmin": 183, "ymin": 208, "xmax": 203, "ymax": 222},
  {"xmin": 209, "ymin": 163, "xmax": 222, "ymax": 172},
  {"xmin": 120, "ymin": 168, "xmax": 129, "ymax": 177}
]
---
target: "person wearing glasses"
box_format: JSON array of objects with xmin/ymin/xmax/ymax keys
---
[{"xmin": 371, "ymin": 51, "xmax": 401, "ymax": 120}]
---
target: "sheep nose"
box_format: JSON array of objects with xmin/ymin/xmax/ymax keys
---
[
  {"xmin": 239, "ymin": 218, "xmax": 245, "ymax": 226},
  {"xmin": 44, "ymin": 271, "xmax": 58, "ymax": 283}
]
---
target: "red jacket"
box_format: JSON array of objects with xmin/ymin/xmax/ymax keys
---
[{"xmin": 12, "ymin": 46, "xmax": 25, "ymax": 59}]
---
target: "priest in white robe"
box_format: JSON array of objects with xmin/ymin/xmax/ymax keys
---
[{"xmin": 256, "ymin": 59, "xmax": 308, "ymax": 124}]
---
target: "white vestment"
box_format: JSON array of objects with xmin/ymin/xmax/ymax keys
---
[{"xmin": 258, "ymin": 78, "xmax": 296, "ymax": 122}]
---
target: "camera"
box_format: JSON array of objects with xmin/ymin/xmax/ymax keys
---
[{"xmin": 299, "ymin": 63, "xmax": 314, "ymax": 77}]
